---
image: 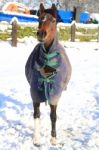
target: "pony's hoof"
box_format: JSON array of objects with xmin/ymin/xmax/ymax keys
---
[
  {"xmin": 33, "ymin": 137, "xmax": 40, "ymax": 147},
  {"xmin": 50, "ymin": 137, "xmax": 57, "ymax": 145}
]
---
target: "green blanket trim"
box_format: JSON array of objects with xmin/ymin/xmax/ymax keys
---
[
  {"xmin": 38, "ymin": 51, "xmax": 60, "ymax": 103},
  {"xmin": 44, "ymin": 51, "xmax": 60, "ymax": 68}
]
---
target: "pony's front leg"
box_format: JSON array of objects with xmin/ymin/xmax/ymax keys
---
[
  {"xmin": 33, "ymin": 102, "xmax": 40, "ymax": 146},
  {"xmin": 50, "ymin": 104, "xmax": 57, "ymax": 145}
]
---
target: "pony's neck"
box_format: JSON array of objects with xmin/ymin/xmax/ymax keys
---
[
  {"xmin": 44, "ymin": 39, "xmax": 54, "ymax": 52},
  {"xmin": 44, "ymin": 33, "xmax": 57, "ymax": 51}
]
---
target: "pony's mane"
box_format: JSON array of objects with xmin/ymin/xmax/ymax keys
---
[{"xmin": 38, "ymin": 8, "xmax": 57, "ymax": 17}]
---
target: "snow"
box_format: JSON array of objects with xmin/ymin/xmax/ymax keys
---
[
  {"xmin": 0, "ymin": 38, "xmax": 99, "ymax": 150},
  {"xmin": 90, "ymin": 13, "xmax": 99, "ymax": 22}
]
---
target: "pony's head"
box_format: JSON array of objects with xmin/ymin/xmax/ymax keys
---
[{"xmin": 37, "ymin": 3, "xmax": 57, "ymax": 48}]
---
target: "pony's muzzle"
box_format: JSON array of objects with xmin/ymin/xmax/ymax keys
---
[{"xmin": 37, "ymin": 30, "xmax": 47, "ymax": 40}]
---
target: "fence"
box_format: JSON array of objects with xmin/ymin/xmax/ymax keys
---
[
  {"xmin": 58, "ymin": 21, "xmax": 99, "ymax": 42},
  {"xmin": 0, "ymin": 21, "xmax": 99, "ymax": 46},
  {"xmin": 71, "ymin": 22, "xmax": 99, "ymax": 42}
]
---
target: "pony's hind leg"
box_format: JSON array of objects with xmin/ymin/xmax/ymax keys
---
[
  {"xmin": 33, "ymin": 102, "xmax": 41, "ymax": 146},
  {"xmin": 50, "ymin": 104, "xmax": 57, "ymax": 145}
]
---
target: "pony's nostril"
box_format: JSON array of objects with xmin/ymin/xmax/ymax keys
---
[
  {"xmin": 37, "ymin": 31, "xmax": 40, "ymax": 36},
  {"xmin": 37, "ymin": 30, "xmax": 47, "ymax": 38}
]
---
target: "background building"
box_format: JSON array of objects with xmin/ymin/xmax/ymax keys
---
[{"xmin": 0, "ymin": 0, "xmax": 99, "ymax": 13}]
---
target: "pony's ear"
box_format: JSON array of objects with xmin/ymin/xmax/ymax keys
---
[
  {"xmin": 39, "ymin": 3, "xmax": 45, "ymax": 15},
  {"xmin": 51, "ymin": 3, "xmax": 57, "ymax": 18}
]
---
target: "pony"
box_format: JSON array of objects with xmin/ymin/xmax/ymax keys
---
[{"xmin": 25, "ymin": 3, "xmax": 72, "ymax": 146}]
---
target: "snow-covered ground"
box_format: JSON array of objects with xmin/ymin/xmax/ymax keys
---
[{"xmin": 0, "ymin": 38, "xmax": 99, "ymax": 150}]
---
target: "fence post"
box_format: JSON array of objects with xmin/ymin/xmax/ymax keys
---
[
  {"xmin": 11, "ymin": 20, "xmax": 18, "ymax": 47},
  {"xmin": 75, "ymin": 6, "xmax": 81, "ymax": 23},
  {"xmin": 71, "ymin": 21, "xmax": 76, "ymax": 42}
]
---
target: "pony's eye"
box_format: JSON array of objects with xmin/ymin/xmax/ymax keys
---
[{"xmin": 38, "ymin": 21, "xmax": 42, "ymax": 28}]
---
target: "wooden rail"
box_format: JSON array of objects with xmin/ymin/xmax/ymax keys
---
[
  {"xmin": 58, "ymin": 22, "xmax": 99, "ymax": 42},
  {"xmin": 0, "ymin": 21, "xmax": 99, "ymax": 46}
]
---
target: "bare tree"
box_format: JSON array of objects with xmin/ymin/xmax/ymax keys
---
[
  {"xmin": 62, "ymin": 0, "xmax": 69, "ymax": 10},
  {"xmin": 55, "ymin": 0, "xmax": 69, "ymax": 9}
]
